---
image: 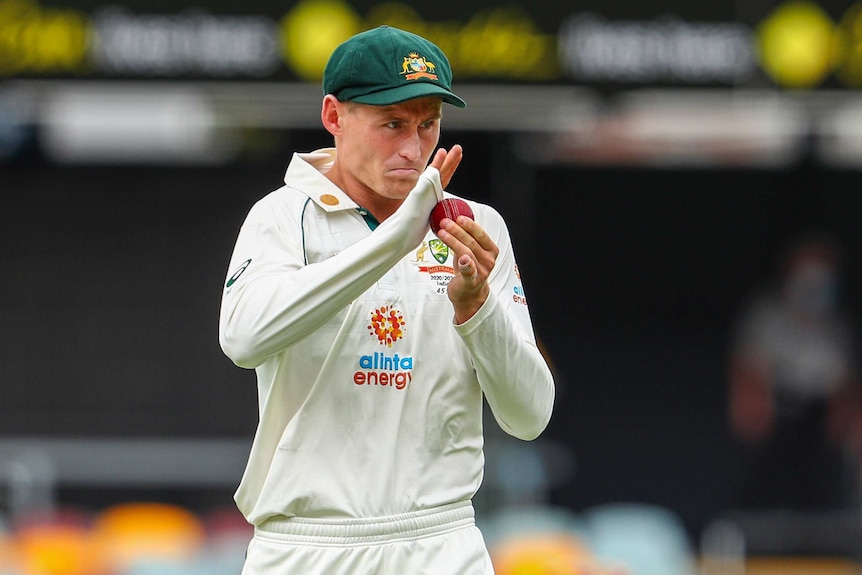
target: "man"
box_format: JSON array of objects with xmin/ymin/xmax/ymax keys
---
[
  {"xmin": 729, "ymin": 232, "xmax": 859, "ymax": 511},
  {"xmin": 219, "ymin": 25, "xmax": 554, "ymax": 574}
]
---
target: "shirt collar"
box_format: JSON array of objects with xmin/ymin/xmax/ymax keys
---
[{"xmin": 285, "ymin": 148, "xmax": 359, "ymax": 213}]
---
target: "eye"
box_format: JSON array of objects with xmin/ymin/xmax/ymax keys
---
[{"xmin": 385, "ymin": 121, "xmax": 401, "ymax": 129}]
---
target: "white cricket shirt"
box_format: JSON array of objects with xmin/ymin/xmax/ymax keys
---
[{"xmin": 219, "ymin": 149, "xmax": 554, "ymax": 525}]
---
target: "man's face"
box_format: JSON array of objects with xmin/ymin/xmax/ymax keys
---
[
  {"xmin": 783, "ymin": 254, "xmax": 838, "ymax": 317},
  {"xmin": 335, "ymin": 97, "xmax": 443, "ymax": 201}
]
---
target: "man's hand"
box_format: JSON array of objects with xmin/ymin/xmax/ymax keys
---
[
  {"xmin": 429, "ymin": 145, "xmax": 463, "ymax": 190},
  {"xmin": 429, "ymin": 143, "xmax": 495, "ymax": 324},
  {"xmin": 435, "ymin": 216, "xmax": 499, "ymax": 324},
  {"xmin": 729, "ymin": 359, "xmax": 774, "ymax": 443}
]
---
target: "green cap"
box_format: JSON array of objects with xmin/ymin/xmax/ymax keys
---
[{"xmin": 323, "ymin": 26, "xmax": 466, "ymax": 108}]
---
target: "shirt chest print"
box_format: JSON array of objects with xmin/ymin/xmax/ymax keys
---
[
  {"xmin": 411, "ymin": 239, "xmax": 455, "ymax": 295},
  {"xmin": 353, "ymin": 305, "xmax": 414, "ymax": 391}
]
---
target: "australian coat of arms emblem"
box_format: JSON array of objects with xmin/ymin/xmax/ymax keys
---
[{"xmin": 401, "ymin": 52, "xmax": 438, "ymax": 80}]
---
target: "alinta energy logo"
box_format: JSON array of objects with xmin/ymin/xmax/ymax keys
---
[
  {"xmin": 512, "ymin": 265, "xmax": 528, "ymax": 307},
  {"xmin": 367, "ymin": 305, "xmax": 405, "ymax": 347},
  {"xmin": 355, "ymin": 305, "xmax": 414, "ymax": 391}
]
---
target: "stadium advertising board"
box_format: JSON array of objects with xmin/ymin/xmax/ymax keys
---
[{"xmin": 2, "ymin": 0, "xmax": 862, "ymax": 90}]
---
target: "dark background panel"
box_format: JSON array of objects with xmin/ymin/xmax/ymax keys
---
[
  {"xmin": 528, "ymin": 166, "xmax": 862, "ymax": 535},
  {"xmin": 2, "ymin": 137, "xmax": 861, "ymax": 537}
]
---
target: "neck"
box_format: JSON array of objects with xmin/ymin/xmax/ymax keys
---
[
  {"xmin": 325, "ymin": 167, "xmax": 403, "ymax": 223},
  {"xmin": 363, "ymin": 199, "xmax": 403, "ymax": 223}
]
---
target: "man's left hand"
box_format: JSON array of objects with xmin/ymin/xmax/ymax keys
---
[{"xmin": 435, "ymin": 216, "xmax": 499, "ymax": 324}]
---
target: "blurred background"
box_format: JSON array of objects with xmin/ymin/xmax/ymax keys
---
[{"xmin": 2, "ymin": 0, "xmax": 862, "ymax": 573}]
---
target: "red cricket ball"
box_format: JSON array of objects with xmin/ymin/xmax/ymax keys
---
[{"xmin": 429, "ymin": 198, "xmax": 474, "ymax": 235}]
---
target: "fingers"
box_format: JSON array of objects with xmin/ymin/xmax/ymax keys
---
[
  {"xmin": 437, "ymin": 215, "xmax": 497, "ymax": 258},
  {"xmin": 428, "ymin": 145, "xmax": 463, "ymax": 190},
  {"xmin": 436, "ymin": 217, "xmax": 499, "ymax": 290},
  {"xmin": 429, "ymin": 148, "xmax": 447, "ymax": 172},
  {"xmin": 447, "ymin": 233, "xmax": 492, "ymax": 324},
  {"xmin": 439, "ymin": 145, "xmax": 462, "ymax": 189}
]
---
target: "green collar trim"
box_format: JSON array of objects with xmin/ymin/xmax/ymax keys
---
[{"xmin": 356, "ymin": 207, "xmax": 380, "ymax": 231}]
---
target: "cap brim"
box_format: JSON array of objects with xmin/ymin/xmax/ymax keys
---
[{"xmin": 348, "ymin": 82, "xmax": 466, "ymax": 108}]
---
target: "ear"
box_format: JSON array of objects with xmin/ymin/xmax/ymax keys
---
[{"xmin": 321, "ymin": 95, "xmax": 344, "ymax": 137}]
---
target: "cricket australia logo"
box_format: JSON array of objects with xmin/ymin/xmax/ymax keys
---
[
  {"xmin": 368, "ymin": 305, "xmax": 406, "ymax": 347},
  {"xmin": 415, "ymin": 240, "xmax": 455, "ymax": 295},
  {"xmin": 401, "ymin": 52, "xmax": 438, "ymax": 80},
  {"xmin": 429, "ymin": 239, "xmax": 449, "ymax": 264}
]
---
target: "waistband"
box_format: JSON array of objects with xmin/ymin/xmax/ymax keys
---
[{"xmin": 254, "ymin": 500, "xmax": 475, "ymax": 546}]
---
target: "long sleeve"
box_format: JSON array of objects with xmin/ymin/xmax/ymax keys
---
[
  {"xmin": 219, "ymin": 167, "xmax": 443, "ymax": 369},
  {"xmin": 454, "ymin": 214, "xmax": 554, "ymax": 441}
]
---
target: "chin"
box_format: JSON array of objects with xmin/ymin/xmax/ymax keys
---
[{"xmin": 381, "ymin": 179, "xmax": 419, "ymax": 200}]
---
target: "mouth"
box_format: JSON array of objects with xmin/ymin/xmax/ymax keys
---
[{"xmin": 387, "ymin": 167, "xmax": 420, "ymax": 178}]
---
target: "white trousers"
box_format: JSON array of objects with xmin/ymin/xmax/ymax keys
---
[{"xmin": 241, "ymin": 501, "xmax": 495, "ymax": 575}]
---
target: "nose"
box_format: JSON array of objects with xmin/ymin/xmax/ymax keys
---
[{"xmin": 399, "ymin": 130, "xmax": 421, "ymax": 162}]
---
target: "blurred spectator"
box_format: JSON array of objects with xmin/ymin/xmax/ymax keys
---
[{"xmin": 728, "ymin": 231, "xmax": 861, "ymax": 511}]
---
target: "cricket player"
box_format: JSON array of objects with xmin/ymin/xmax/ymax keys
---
[{"xmin": 219, "ymin": 25, "xmax": 555, "ymax": 574}]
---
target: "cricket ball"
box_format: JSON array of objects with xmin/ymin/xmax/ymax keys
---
[{"xmin": 429, "ymin": 198, "xmax": 474, "ymax": 235}]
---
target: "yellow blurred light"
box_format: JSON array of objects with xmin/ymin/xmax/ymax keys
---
[
  {"xmin": 757, "ymin": 0, "xmax": 843, "ymax": 88},
  {"xmin": 16, "ymin": 525, "xmax": 106, "ymax": 575},
  {"xmin": 492, "ymin": 534, "xmax": 598, "ymax": 575},
  {"xmin": 280, "ymin": 0, "xmax": 361, "ymax": 81},
  {"xmin": 91, "ymin": 502, "xmax": 205, "ymax": 572},
  {"xmin": 0, "ymin": 0, "xmax": 90, "ymax": 76},
  {"xmin": 835, "ymin": 2, "xmax": 862, "ymax": 86}
]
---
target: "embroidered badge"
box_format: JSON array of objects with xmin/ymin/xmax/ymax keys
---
[
  {"xmin": 428, "ymin": 239, "xmax": 449, "ymax": 264},
  {"xmin": 320, "ymin": 194, "xmax": 339, "ymax": 206},
  {"xmin": 401, "ymin": 52, "xmax": 438, "ymax": 80}
]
